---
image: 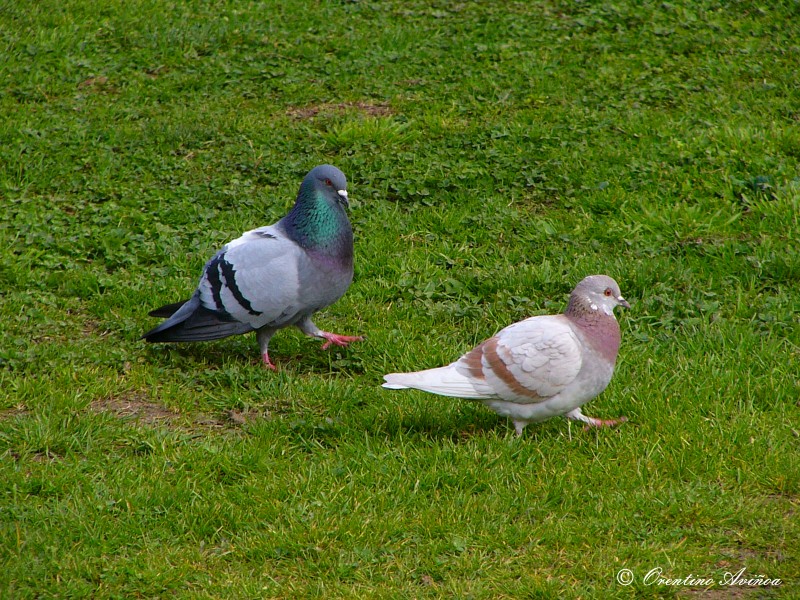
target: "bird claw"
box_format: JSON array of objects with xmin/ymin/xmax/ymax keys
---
[
  {"xmin": 582, "ymin": 416, "xmax": 627, "ymax": 432},
  {"xmin": 319, "ymin": 332, "xmax": 363, "ymax": 350},
  {"xmin": 262, "ymin": 353, "xmax": 277, "ymax": 370}
]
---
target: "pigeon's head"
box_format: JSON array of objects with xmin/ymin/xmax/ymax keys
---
[
  {"xmin": 303, "ymin": 164, "xmax": 349, "ymax": 208},
  {"xmin": 571, "ymin": 275, "xmax": 630, "ymax": 317}
]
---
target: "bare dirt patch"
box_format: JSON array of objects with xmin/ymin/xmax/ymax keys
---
[
  {"xmin": 193, "ymin": 408, "xmax": 266, "ymax": 429},
  {"xmin": 287, "ymin": 101, "xmax": 393, "ymax": 119},
  {"xmin": 78, "ymin": 75, "xmax": 109, "ymax": 89},
  {"xmin": 0, "ymin": 406, "xmax": 28, "ymax": 421},
  {"xmin": 91, "ymin": 392, "xmax": 179, "ymax": 425},
  {"xmin": 226, "ymin": 408, "xmax": 265, "ymax": 426},
  {"xmin": 90, "ymin": 393, "xmax": 267, "ymax": 431}
]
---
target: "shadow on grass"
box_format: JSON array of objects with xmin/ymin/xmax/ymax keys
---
[
  {"xmin": 139, "ymin": 340, "xmax": 363, "ymax": 376},
  {"xmin": 368, "ymin": 408, "xmax": 570, "ymax": 444}
]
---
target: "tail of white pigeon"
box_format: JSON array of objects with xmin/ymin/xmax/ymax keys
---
[{"xmin": 382, "ymin": 364, "xmax": 489, "ymax": 399}]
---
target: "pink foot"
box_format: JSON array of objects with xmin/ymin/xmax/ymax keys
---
[
  {"xmin": 583, "ymin": 416, "xmax": 627, "ymax": 431},
  {"xmin": 319, "ymin": 331, "xmax": 364, "ymax": 351},
  {"xmin": 262, "ymin": 352, "xmax": 277, "ymax": 371}
]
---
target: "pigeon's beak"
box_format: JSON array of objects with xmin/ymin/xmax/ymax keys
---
[
  {"xmin": 618, "ymin": 296, "xmax": 631, "ymax": 309},
  {"xmin": 337, "ymin": 189, "xmax": 349, "ymax": 207}
]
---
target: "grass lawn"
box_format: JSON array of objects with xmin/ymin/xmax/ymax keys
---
[{"xmin": 1, "ymin": 0, "xmax": 798, "ymax": 597}]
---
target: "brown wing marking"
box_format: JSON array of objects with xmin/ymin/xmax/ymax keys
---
[
  {"xmin": 460, "ymin": 340, "xmax": 488, "ymax": 380},
  {"xmin": 482, "ymin": 337, "xmax": 545, "ymax": 401}
]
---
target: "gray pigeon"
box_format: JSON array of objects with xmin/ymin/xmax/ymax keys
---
[
  {"xmin": 382, "ymin": 275, "xmax": 629, "ymax": 435},
  {"xmin": 143, "ymin": 164, "xmax": 362, "ymax": 368}
]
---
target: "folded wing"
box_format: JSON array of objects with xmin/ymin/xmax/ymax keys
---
[
  {"xmin": 383, "ymin": 315, "xmax": 583, "ymax": 403},
  {"xmin": 143, "ymin": 226, "xmax": 306, "ymax": 342}
]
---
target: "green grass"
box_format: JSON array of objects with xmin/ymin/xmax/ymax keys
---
[{"xmin": 1, "ymin": 0, "xmax": 799, "ymax": 597}]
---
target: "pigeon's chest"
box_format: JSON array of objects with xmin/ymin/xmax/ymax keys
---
[
  {"xmin": 579, "ymin": 347, "xmax": 616, "ymax": 389},
  {"xmin": 299, "ymin": 250, "xmax": 354, "ymax": 309},
  {"xmin": 566, "ymin": 330, "xmax": 616, "ymax": 398}
]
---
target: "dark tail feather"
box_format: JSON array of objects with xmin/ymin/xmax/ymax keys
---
[
  {"xmin": 142, "ymin": 296, "xmax": 253, "ymax": 343},
  {"xmin": 148, "ymin": 300, "xmax": 189, "ymax": 318}
]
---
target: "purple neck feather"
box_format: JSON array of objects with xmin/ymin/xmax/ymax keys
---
[{"xmin": 565, "ymin": 296, "xmax": 621, "ymax": 363}]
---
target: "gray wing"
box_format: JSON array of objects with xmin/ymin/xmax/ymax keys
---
[
  {"xmin": 142, "ymin": 225, "xmax": 306, "ymax": 343},
  {"xmin": 196, "ymin": 225, "xmax": 307, "ymax": 329}
]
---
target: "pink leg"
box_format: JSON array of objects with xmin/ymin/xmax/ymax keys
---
[
  {"xmin": 566, "ymin": 408, "xmax": 627, "ymax": 431},
  {"xmin": 582, "ymin": 416, "xmax": 627, "ymax": 431},
  {"xmin": 256, "ymin": 329, "xmax": 277, "ymax": 370},
  {"xmin": 319, "ymin": 331, "xmax": 364, "ymax": 350},
  {"xmin": 261, "ymin": 351, "xmax": 277, "ymax": 371}
]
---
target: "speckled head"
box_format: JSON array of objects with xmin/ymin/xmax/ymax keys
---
[
  {"xmin": 566, "ymin": 275, "xmax": 630, "ymax": 318},
  {"xmin": 564, "ymin": 275, "xmax": 629, "ymax": 363}
]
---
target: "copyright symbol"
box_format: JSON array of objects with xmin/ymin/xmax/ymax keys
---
[{"xmin": 617, "ymin": 569, "xmax": 634, "ymax": 586}]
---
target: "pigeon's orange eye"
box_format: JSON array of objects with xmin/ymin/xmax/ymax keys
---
[{"xmin": 604, "ymin": 288, "xmax": 613, "ymax": 296}]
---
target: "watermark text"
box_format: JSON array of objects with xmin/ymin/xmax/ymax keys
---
[{"xmin": 616, "ymin": 567, "xmax": 782, "ymax": 588}]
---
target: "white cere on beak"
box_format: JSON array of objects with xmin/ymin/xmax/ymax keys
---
[{"xmin": 337, "ymin": 189, "xmax": 348, "ymax": 200}]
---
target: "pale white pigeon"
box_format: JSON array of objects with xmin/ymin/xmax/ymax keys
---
[
  {"xmin": 143, "ymin": 165, "xmax": 362, "ymax": 368},
  {"xmin": 383, "ymin": 275, "xmax": 630, "ymax": 435}
]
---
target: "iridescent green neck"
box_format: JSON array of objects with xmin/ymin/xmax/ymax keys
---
[{"xmin": 281, "ymin": 188, "xmax": 353, "ymax": 257}]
